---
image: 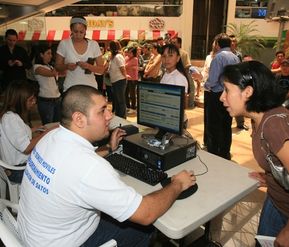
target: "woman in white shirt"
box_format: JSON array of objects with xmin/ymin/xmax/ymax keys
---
[
  {"xmin": 0, "ymin": 80, "xmax": 56, "ymax": 182},
  {"xmin": 160, "ymin": 44, "xmax": 190, "ymax": 128},
  {"xmin": 108, "ymin": 40, "xmax": 127, "ymax": 118},
  {"xmin": 34, "ymin": 44, "xmax": 61, "ymax": 125},
  {"xmin": 55, "ymin": 16, "xmax": 105, "ymax": 92},
  {"xmin": 160, "ymin": 44, "xmax": 189, "ymax": 93}
]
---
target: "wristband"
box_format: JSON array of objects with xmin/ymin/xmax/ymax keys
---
[{"xmin": 107, "ymin": 145, "xmax": 113, "ymax": 155}]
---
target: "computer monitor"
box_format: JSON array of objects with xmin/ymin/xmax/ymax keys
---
[{"xmin": 137, "ymin": 81, "xmax": 185, "ymax": 140}]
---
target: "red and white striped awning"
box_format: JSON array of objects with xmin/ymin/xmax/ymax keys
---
[{"xmin": 18, "ymin": 30, "xmax": 177, "ymax": 41}]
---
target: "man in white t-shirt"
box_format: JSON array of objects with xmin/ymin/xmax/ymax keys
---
[{"xmin": 17, "ymin": 85, "xmax": 196, "ymax": 247}]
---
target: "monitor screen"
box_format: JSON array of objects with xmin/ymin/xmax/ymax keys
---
[{"xmin": 137, "ymin": 81, "xmax": 185, "ymax": 139}]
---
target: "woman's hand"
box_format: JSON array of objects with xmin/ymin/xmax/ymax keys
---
[
  {"xmin": 248, "ymin": 171, "xmax": 267, "ymax": 187},
  {"xmin": 76, "ymin": 61, "xmax": 90, "ymax": 70},
  {"xmin": 66, "ymin": 63, "xmax": 78, "ymax": 71},
  {"xmin": 274, "ymin": 221, "xmax": 289, "ymax": 247}
]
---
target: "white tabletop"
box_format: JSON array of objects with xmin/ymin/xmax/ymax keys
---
[{"xmin": 119, "ymin": 149, "xmax": 258, "ymax": 239}]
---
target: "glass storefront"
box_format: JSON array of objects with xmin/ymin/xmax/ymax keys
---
[
  {"xmin": 235, "ymin": 0, "xmax": 268, "ymax": 19},
  {"xmin": 45, "ymin": 0, "xmax": 183, "ymax": 17}
]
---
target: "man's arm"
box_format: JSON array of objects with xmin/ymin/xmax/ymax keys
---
[
  {"xmin": 129, "ymin": 170, "xmax": 195, "ymax": 225},
  {"xmin": 204, "ymin": 57, "xmax": 220, "ymax": 90}
]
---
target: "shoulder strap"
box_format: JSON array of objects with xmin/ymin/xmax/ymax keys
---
[{"xmin": 260, "ymin": 113, "xmax": 289, "ymax": 156}]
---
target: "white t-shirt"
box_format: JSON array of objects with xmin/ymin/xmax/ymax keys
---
[
  {"xmin": 34, "ymin": 64, "xmax": 61, "ymax": 98},
  {"xmin": 57, "ymin": 38, "xmax": 101, "ymax": 92},
  {"xmin": 201, "ymin": 53, "xmax": 213, "ymax": 83},
  {"xmin": 160, "ymin": 69, "xmax": 188, "ymax": 93},
  {"xmin": 17, "ymin": 126, "xmax": 142, "ymax": 247},
  {"xmin": 0, "ymin": 112, "xmax": 31, "ymax": 165},
  {"xmin": 108, "ymin": 53, "xmax": 126, "ymax": 83}
]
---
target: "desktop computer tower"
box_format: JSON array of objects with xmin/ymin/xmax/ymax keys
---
[{"xmin": 122, "ymin": 131, "xmax": 197, "ymax": 171}]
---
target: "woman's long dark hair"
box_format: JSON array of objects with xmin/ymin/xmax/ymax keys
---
[
  {"xmin": 109, "ymin": 40, "xmax": 122, "ymax": 57},
  {"xmin": 0, "ymin": 80, "xmax": 35, "ymax": 123},
  {"xmin": 161, "ymin": 44, "xmax": 190, "ymax": 93},
  {"xmin": 34, "ymin": 44, "xmax": 52, "ymax": 65}
]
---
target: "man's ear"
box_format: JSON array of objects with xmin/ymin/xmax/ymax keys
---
[{"xmin": 71, "ymin": 112, "xmax": 86, "ymax": 128}]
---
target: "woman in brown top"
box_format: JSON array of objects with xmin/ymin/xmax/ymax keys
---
[{"xmin": 220, "ymin": 61, "xmax": 289, "ymax": 247}]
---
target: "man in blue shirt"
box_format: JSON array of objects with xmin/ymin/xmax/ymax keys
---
[{"xmin": 204, "ymin": 33, "xmax": 240, "ymax": 160}]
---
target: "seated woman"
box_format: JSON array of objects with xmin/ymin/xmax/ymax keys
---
[{"xmin": 0, "ymin": 80, "xmax": 56, "ymax": 183}]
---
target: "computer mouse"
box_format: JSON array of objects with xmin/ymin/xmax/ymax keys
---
[{"xmin": 160, "ymin": 177, "xmax": 198, "ymax": 200}]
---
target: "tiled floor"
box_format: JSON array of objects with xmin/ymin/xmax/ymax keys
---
[{"xmin": 127, "ymin": 100, "xmax": 266, "ymax": 247}]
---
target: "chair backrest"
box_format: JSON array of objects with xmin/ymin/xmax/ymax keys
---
[
  {"xmin": 0, "ymin": 159, "xmax": 25, "ymax": 204},
  {"xmin": 0, "ymin": 199, "xmax": 23, "ymax": 247}
]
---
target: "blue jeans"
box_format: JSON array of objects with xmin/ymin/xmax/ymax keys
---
[
  {"xmin": 81, "ymin": 215, "xmax": 153, "ymax": 247},
  {"xmin": 112, "ymin": 79, "xmax": 127, "ymax": 119},
  {"xmin": 37, "ymin": 97, "xmax": 61, "ymax": 125},
  {"xmin": 257, "ymin": 196, "xmax": 288, "ymax": 237}
]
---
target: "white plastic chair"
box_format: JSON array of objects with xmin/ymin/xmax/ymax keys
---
[
  {"xmin": 0, "ymin": 159, "xmax": 25, "ymax": 204},
  {"xmin": 0, "ymin": 199, "xmax": 117, "ymax": 247},
  {"xmin": 0, "ymin": 199, "xmax": 23, "ymax": 247},
  {"xmin": 99, "ymin": 239, "xmax": 117, "ymax": 247}
]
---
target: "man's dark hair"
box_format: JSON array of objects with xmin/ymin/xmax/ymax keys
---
[
  {"xmin": 275, "ymin": 50, "xmax": 285, "ymax": 57},
  {"xmin": 214, "ymin": 33, "xmax": 231, "ymax": 49},
  {"xmin": 5, "ymin": 29, "xmax": 18, "ymax": 38},
  {"xmin": 61, "ymin": 85, "xmax": 102, "ymax": 128},
  {"xmin": 175, "ymin": 37, "xmax": 182, "ymax": 46},
  {"xmin": 221, "ymin": 61, "xmax": 287, "ymax": 113}
]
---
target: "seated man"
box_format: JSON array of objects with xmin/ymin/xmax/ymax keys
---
[{"xmin": 17, "ymin": 85, "xmax": 196, "ymax": 247}]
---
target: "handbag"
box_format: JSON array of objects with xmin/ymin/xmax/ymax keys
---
[{"xmin": 260, "ymin": 113, "xmax": 289, "ymax": 190}]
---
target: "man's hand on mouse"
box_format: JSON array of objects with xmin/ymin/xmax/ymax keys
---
[{"xmin": 171, "ymin": 170, "xmax": 196, "ymax": 191}]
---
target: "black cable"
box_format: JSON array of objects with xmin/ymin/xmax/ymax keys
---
[{"xmin": 194, "ymin": 154, "xmax": 209, "ymax": 176}]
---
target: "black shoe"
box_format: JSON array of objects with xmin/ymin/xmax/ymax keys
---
[{"xmin": 237, "ymin": 124, "xmax": 249, "ymax": 131}]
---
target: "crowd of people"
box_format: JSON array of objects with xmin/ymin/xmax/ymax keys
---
[{"xmin": 0, "ymin": 15, "xmax": 288, "ymax": 247}]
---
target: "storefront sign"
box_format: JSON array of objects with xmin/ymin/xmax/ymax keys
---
[
  {"xmin": 149, "ymin": 18, "xmax": 165, "ymax": 30},
  {"xmin": 28, "ymin": 18, "xmax": 44, "ymax": 31},
  {"xmin": 87, "ymin": 19, "xmax": 114, "ymax": 29}
]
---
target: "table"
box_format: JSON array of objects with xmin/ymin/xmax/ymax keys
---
[{"xmin": 119, "ymin": 149, "xmax": 259, "ymax": 240}]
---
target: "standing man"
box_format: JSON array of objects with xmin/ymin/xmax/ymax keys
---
[
  {"xmin": 229, "ymin": 35, "xmax": 248, "ymax": 131},
  {"xmin": 0, "ymin": 29, "xmax": 32, "ymax": 91},
  {"xmin": 17, "ymin": 85, "xmax": 195, "ymax": 247},
  {"xmin": 204, "ymin": 33, "xmax": 239, "ymax": 160},
  {"xmin": 172, "ymin": 37, "xmax": 195, "ymax": 108}
]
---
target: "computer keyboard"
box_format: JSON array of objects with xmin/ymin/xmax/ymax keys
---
[{"xmin": 105, "ymin": 153, "xmax": 168, "ymax": 186}]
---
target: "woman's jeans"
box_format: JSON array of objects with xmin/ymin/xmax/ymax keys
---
[
  {"xmin": 112, "ymin": 79, "xmax": 127, "ymax": 119},
  {"xmin": 257, "ymin": 196, "xmax": 288, "ymax": 237}
]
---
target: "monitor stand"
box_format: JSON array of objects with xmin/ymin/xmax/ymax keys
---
[{"xmin": 154, "ymin": 129, "xmax": 167, "ymax": 141}]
